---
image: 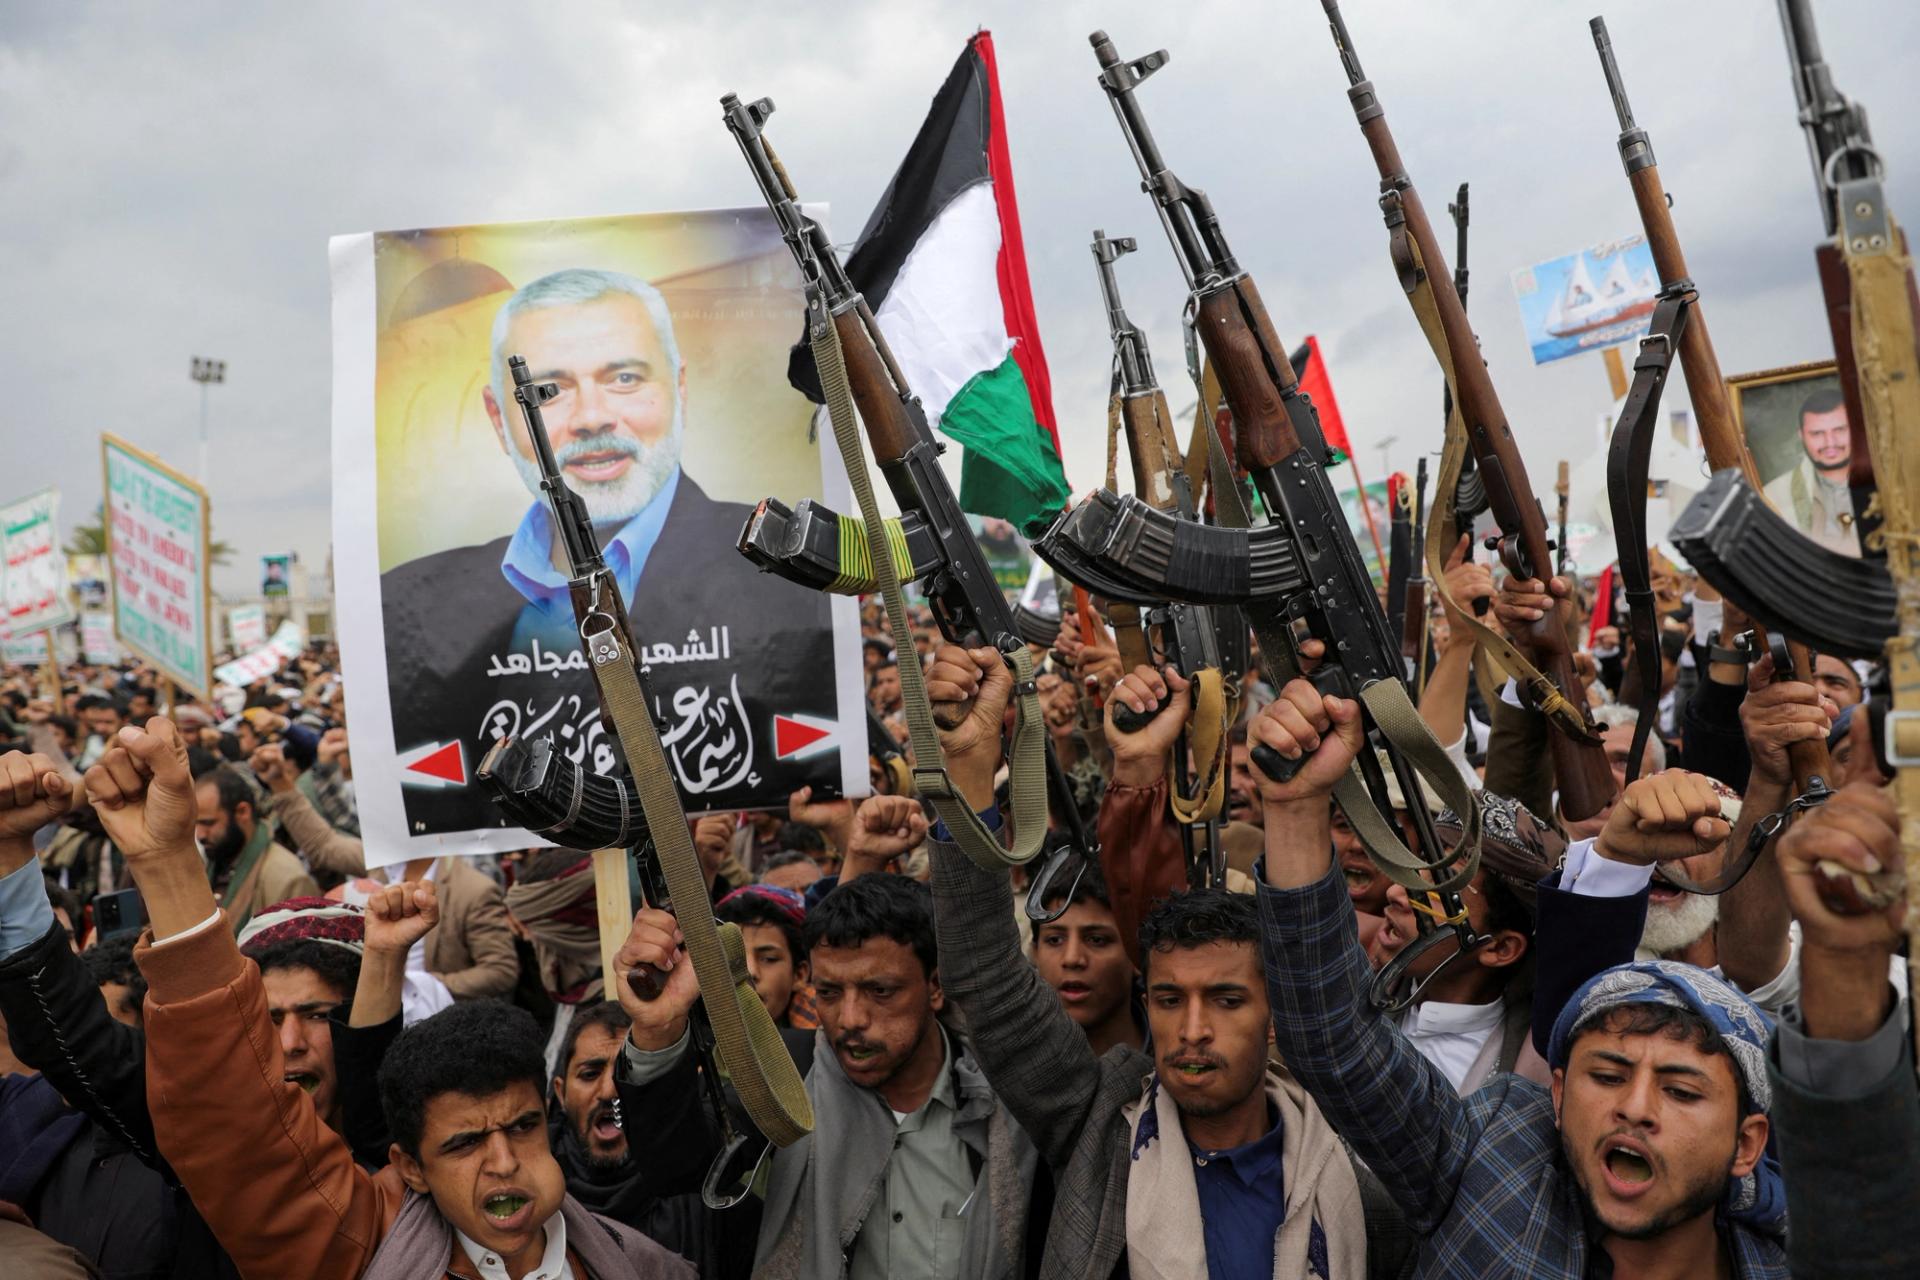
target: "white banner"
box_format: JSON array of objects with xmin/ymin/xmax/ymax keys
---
[
  {"xmin": 2, "ymin": 633, "xmax": 50, "ymax": 667},
  {"xmin": 214, "ymin": 619, "xmax": 307, "ymax": 689},
  {"xmin": 80, "ymin": 611, "xmax": 119, "ymax": 665},
  {"xmin": 228, "ymin": 603, "xmax": 268, "ymax": 651},
  {"xmin": 103, "ymin": 435, "xmax": 212, "ymax": 698},
  {"xmin": 1, "ymin": 488, "xmax": 73, "ymax": 639}
]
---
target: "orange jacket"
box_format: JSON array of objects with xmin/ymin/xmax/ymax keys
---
[{"xmin": 136, "ymin": 919, "xmax": 595, "ymax": 1280}]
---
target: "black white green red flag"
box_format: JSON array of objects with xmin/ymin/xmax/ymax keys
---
[{"xmin": 789, "ymin": 30, "xmax": 1071, "ymax": 534}]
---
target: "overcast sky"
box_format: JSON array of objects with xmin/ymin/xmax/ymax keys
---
[{"xmin": 5, "ymin": 0, "xmax": 1915, "ymax": 598}]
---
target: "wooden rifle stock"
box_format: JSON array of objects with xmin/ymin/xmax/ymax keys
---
[
  {"xmin": 833, "ymin": 307, "xmax": 921, "ymax": 466},
  {"xmin": 1121, "ymin": 392, "xmax": 1185, "ymax": 511},
  {"xmin": 1400, "ymin": 579, "xmax": 1426, "ymax": 663},
  {"xmin": 1194, "ymin": 281, "xmax": 1302, "ymax": 471}
]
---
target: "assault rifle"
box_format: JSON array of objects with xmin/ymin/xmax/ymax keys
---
[
  {"xmin": 1780, "ymin": 0, "xmax": 1905, "ymax": 552},
  {"xmin": 721, "ymin": 92, "xmax": 1092, "ymax": 920},
  {"xmin": 1590, "ymin": 19, "xmax": 1835, "ymax": 860},
  {"xmin": 1074, "ymin": 229, "xmax": 1236, "ymax": 888},
  {"xmin": 1036, "ymin": 31, "xmax": 1483, "ymax": 1011},
  {"xmin": 475, "ymin": 357, "xmax": 810, "ymax": 1203},
  {"xmin": 1401, "ymin": 457, "xmax": 1432, "ymax": 695},
  {"xmin": 1444, "ymin": 184, "xmax": 1491, "ymax": 561},
  {"xmin": 1322, "ymin": 0, "xmax": 1616, "ymax": 822}
]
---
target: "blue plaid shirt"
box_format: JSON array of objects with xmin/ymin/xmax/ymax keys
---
[{"xmin": 1256, "ymin": 865, "xmax": 1787, "ymax": 1279}]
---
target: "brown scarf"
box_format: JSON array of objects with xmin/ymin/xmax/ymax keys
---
[{"xmin": 504, "ymin": 856, "xmax": 603, "ymax": 1004}]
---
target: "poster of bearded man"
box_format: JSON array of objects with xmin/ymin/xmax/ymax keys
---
[{"xmin": 330, "ymin": 208, "xmax": 863, "ymax": 865}]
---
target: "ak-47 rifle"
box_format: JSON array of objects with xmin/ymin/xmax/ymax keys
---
[
  {"xmin": 721, "ymin": 93, "xmax": 1091, "ymax": 920},
  {"xmin": 1673, "ymin": 0, "xmax": 1905, "ymax": 661},
  {"xmin": 1780, "ymin": 2, "xmax": 1919, "ymax": 1055},
  {"xmin": 1589, "ymin": 19, "xmax": 1835, "ymax": 896},
  {"xmin": 1322, "ymin": 1, "xmax": 1616, "ymax": 822},
  {"xmin": 1779, "ymin": 0, "xmax": 1911, "ymax": 555},
  {"xmin": 1444, "ymin": 183, "xmax": 1491, "ymax": 572},
  {"xmin": 1402, "ymin": 457, "xmax": 1432, "ymax": 696},
  {"xmin": 1036, "ymin": 31, "xmax": 1483, "ymax": 1011},
  {"xmin": 475, "ymin": 357, "xmax": 811, "ymax": 1203},
  {"xmin": 1070, "ymin": 229, "xmax": 1234, "ymax": 888}
]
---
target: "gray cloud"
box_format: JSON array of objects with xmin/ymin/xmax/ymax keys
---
[{"xmin": 3, "ymin": 0, "xmax": 1914, "ymax": 601}]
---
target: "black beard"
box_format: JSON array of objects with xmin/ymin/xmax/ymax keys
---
[{"xmin": 209, "ymin": 824, "xmax": 247, "ymax": 865}]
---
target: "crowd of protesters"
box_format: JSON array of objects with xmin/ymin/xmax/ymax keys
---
[{"xmin": 0, "ymin": 548, "xmax": 1911, "ymax": 1280}]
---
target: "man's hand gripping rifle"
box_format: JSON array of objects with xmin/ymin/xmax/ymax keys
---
[
  {"xmin": 474, "ymin": 357, "xmax": 813, "ymax": 1206},
  {"xmin": 721, "ymin": 92, "xmax": 1092, "ymax": 922},
  {"xmin": 1035, "ymin": 32, "xmax": 1482, "ymax": 1010}
]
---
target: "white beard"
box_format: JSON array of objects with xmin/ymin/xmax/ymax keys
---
[
  {"xmin": 1636, "ymin": 890, "xmax": 1719, "ymax": 959},
  {"xmin": 512, "ymin": 399, "xmax": 684, "ymax": 526}
]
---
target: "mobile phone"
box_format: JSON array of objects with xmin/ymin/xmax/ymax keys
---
[{"xmin": 92, "ymin": 888, "xmax": 147, "ymax": 942}]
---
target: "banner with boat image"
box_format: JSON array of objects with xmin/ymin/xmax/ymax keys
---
[{"xmin": 1510, "ymin": 234, "xmax": 1660, "ymax": 366}]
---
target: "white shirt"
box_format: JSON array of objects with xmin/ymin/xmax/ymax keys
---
[
  {"xmin": 1395, "ymin": 997, "xmax": 1506, "ymax": 1093},
  {"xmin": 456, "ymin": 1214, "xmax": 572, "ymax": 1280},
  {"xmin": 1557, "ymin": 837, "xmax": 1907, "ymax": 1016}
]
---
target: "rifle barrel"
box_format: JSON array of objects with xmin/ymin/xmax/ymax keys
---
[{"xmin": 1322, "ymin": 0, "xmax": 1367, "ymax": 86}]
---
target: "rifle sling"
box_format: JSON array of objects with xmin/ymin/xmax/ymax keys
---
[
  {"xmin": 808, "ymin": 291, "xmax": 1049, "ymax": 874},
  {"xmin": 579, "ymin": 579, "xmax": 813, "ymax": 1146},
  {"xmin": 1398, "ymin": 218, "xmax": 1598, "ymax": 744},
  {"xmin": 1606, "ymin": 287, "xmax": 1694, "ymax": 789},
  {"xmin": 1195, "ymin": 357, "xmax": 1481, "ymax": 894}
]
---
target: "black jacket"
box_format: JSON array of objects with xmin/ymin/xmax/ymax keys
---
[
  {"xmin": 378, "ymin": 475, "xmax": 841, "ymax": 837},
  {"xmin": 0, "ymin": 922, "xmax": 239, "ymax": 1279}
]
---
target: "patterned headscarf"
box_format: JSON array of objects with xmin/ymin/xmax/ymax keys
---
[
  {"xmin": 1547, "ymin": 960, "xmax": 1784, "ymax": 1230},
  {"xmin": 236, "ymin": 896, "xmax": 364, "ymax": 956},
  {"xmin": 715, "ymin": 882, "xmax": 807, "ymax": 931}
]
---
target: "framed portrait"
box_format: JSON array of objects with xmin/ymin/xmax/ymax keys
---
[{"xmin": 1726, "ymin": 360, "xmax": 1858, "ymax": 558}]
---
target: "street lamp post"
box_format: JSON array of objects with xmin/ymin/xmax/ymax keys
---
[{"xmin": 190, "ymin": 357, "xmax": 226, "ymax": 484}]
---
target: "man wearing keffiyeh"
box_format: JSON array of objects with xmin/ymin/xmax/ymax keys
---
[{"xmin": 1251, "ymin": 676, "xmax": 1788, "ymax": 1278}]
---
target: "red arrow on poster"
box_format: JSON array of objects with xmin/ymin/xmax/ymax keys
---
[
  {"xmin": 773, "ymin": 714, "xmax": 836, "ymax": 761},
  {"xmin": 398, "ymin": 740, "xmax": 466, "ymax": 789}
]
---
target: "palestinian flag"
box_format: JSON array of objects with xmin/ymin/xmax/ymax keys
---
[
  {"xmin": 1288, "ymin": 335, "xmax": 1355, "ymax": 463},
  {"xmin": 789, "ymin": 31, "xmax": 1071, "ymax": 535}
]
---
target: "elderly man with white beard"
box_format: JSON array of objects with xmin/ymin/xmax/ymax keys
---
[{"xmin": 377, "ymin": 267, "xmax": 835, "ymax": 834}]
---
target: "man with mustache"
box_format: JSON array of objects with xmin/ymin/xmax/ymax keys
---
[
  {"xmin": 1761, "ymin": 387, "xmax": 1858, "ymax": 558},
  {"xmin": 1251, "ymin": 679, "xmax": 1789, "ymax": 1277},
  {"xmin": 919, "ymin": 643, "xmax": 1407, "ymax": 1280},
  {"xmin": 378, "ymin": 267, "xmax": 835, "ymax": 834},
  {"xmin": 614, "ymin": 852, "xmax": 1039, "ymax": 1279}
]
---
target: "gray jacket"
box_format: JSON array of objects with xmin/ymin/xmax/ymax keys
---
[
  {"xmin": 756, "ymin": 1025, "xmax": 1037, "ymax": 1279},
  {"xmin": 928, "ymin": 840, "xmax": 1411, "ymax": 1280}
]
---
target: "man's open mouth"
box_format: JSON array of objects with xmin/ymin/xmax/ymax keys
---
[
  {"xmin": 1058, "ymin": 981, "xmax": 1091, "ymax": 1003},
  {"xmin": 1168, "ymin": 1057, "xmax": 1220, "ymax": 1079},
  {"xmin": 589, "ymin": 1104, "xmax": 623, "ymax": 1142},
  {"xmin": 1601, "ymin": 1139, "xmax": 1656, "ymax": 1192},
  {"xmin": 482, "ymin": 1192, "xmax": 533, "ymax": 1227},
  {"xmin": 840, "ymin": 1043, "xmax": 882, "ymax": 1063},
  {"xmin": 283, "ymin": 1072, "xmax": 320, "ymax": 1094}
]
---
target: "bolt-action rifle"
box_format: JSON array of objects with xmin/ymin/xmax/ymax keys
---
[
  {"xmin": 1321, "ymin": 0, "xmax": 1616, "ymax": 823},
  {"xmin": 1036, "ymin": 31, "xmax": 1483, "ymax": 1011},
  {"xmin": 720, "ymin": 92, "xmax": 1092, "ymax": 920},
  {"xmin": 1589, "ymin": 19, "xmax": 1834, "ymax": 892}
]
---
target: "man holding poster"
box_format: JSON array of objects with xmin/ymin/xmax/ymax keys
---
[{"xmin": 333, "ymin": 210, "xmax": 859, "ymax": 854}]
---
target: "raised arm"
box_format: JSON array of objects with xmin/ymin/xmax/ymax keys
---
[
  {"xmin": 91, "ymin": 720, "xmax": 392, "ymax": 1280},
  {"xmin": 1418, "ymin": 537, "xmax": 1491, "ymax": 757},
  {"xmin": 1099, "ymin": 663, "xmax": 1194, "ymax": 970},
  {"xmin": 252, "ymin": 744, "xmax": 367, "ymax": 877},
  {"xmin": 1250, "ymin": 682, "xmax": 1487, "ymax": 1233},
  {"xmin": 922, "ymin": 642, "xmax": 1111, "ymax": 1169},
  {"xmin": 0, "ymin": 751, "xmax": 161, "ymax": 1166}
]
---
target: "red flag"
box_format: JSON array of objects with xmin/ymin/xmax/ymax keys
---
[
  {"xmin": 1587, "ymin": 563, "xmax": 1616, "ymax": 646},
  {"xmin": 1288, "ymin": 335, "xmax": 1354, "ymax": 458}
]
